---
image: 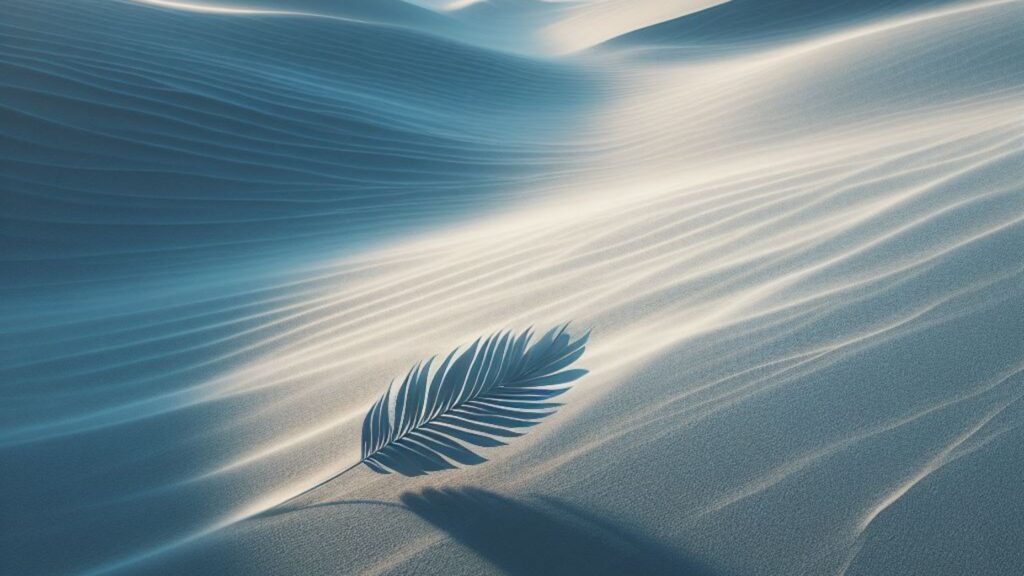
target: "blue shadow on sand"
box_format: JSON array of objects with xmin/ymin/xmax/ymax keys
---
[
  {"xmin": 400, "ymin": 487, "xmax": 714, "ymax": 576},
  {"xmin": 262, "ymin": 488, "xmax": 714, "ymax": 574}
]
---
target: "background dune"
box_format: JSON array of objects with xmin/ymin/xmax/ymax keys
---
[{"xmin": 2, "ymin": 0, "xmax": 1023, "ymax": 575}]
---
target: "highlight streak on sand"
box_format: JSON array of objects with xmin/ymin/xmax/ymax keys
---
[
  {"xmin": 856, "ymin": 393, "xmax": 1024, "ymax": 534},
  {"xmin": 3, "ymin": 0, "xmax": 1024, "ymax": 575}
]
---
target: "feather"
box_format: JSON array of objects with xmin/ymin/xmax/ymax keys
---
[
  {"xmin": 361, "ymin": 323, "xmax": 589, "ymax": 476},
  {"xmin": 274, "ymin": 324, "xmax": 589, "ymax": 507}
]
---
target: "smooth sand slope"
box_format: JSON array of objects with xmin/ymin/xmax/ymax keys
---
[{"xmin": 2, "ymin": 1, "xmax": 1023, "ymax": 575}]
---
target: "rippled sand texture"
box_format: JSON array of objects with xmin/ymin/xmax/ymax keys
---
[{"xmin": 3, "ymin": 1, "xmax": 1023, "ymax": 575}]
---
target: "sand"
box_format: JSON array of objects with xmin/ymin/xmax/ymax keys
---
[{"xmin": 3, "ymin": 1, "xmax": 1023, "ymax": 574}]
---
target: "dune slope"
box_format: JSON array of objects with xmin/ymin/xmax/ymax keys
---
[{"xmin": 2, "ymin": 1, "xmax": 1023, "ymax": 575}]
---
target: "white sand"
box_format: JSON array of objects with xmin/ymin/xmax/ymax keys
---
[{"xmin": 3, "ymin": 1, "xmax": 1023, "ymax": 574}]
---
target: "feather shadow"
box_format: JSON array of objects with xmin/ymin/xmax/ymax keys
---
[{"xmin": 400, "ymin": 487, "xmax": 715, "ymax": 576}]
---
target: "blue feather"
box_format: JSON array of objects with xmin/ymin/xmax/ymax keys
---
[{"xmin": 360, "ymin": 324, "xmax": 589, "ymax": 476}]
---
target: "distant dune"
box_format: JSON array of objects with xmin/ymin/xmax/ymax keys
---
[
  {"xmin": 3, "ymin": 1, "xmax": 1023, "ymax": 575},
  {"xmin": 604, "ymin": 0, "xmax": 963, "ymax": 48}
]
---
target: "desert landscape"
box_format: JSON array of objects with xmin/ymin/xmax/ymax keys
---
[{"xmin": 3, "ymin": 1, "xmax": 1023, "ymax": 574}]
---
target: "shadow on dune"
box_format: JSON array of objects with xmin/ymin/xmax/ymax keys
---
[
  {"xmin": 605, "ymin": 0, "xmax": 962, "ymax": 50},
  {"xmin": 400, "ymin": 487, "xmax": 714, "ymax": 576},
  {"xmin": 253, "ymin": 487, "xmax": 715, "ymax": 574}
]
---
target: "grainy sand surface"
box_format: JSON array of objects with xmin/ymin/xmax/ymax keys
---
[{"xmin": 3, "ymin": 1, "xmax": 1023, "ymax": 574}]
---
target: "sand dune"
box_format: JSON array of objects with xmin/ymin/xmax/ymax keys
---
[{"xmin": 2, "ymin": 0, "xmax": 1023, "ymax": 575}]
